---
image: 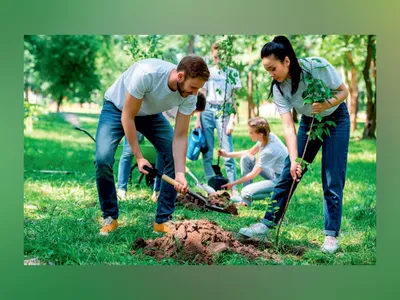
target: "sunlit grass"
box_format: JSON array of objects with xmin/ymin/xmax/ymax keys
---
[{"xmin": 24, "ymin": 112, "xmax": 376, "ymax": 265}]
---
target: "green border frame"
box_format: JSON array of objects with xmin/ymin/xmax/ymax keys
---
[{"xmin": 2, "ymin": 0, "xmax": 398, "ymax": 299}]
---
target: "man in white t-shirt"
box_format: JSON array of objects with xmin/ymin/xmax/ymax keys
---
[
  {"xmin": 116, "ymin": 92, "xmax": 207, "ymax": 202},
  {"xmin": 195, "ymin": 42, "xmax": 242, "ymax": 194},
  {"xmin": 95, "ymin": 56, "xmax": 210, "ymax": 236}
]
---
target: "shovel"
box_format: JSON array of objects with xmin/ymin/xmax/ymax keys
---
[
  {"xmin": 143, "ymin": 166, "xmax": 232, "ymax": 215},
  {"xmin": 185, "ymin": 166, "xmax": 216, "ymax": 195}
]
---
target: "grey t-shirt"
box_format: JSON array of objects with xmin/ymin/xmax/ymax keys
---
[
  {"xmin": 273, "ymin": 57, "xmax": 343, "ymax": 117},
  {"xmin": 256, "ymin": 133, "xmax": 288, "ymax": 176},
  {"xmin": 104, "ymin": 59, "xmax": 196, "ymax": 116}
]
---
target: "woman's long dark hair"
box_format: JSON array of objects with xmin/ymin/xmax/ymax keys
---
[{"xmin": 260, "ymin": 36, "xmax": 302, "ymax": 99}]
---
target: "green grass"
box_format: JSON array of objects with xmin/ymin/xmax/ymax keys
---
[{"xmin": 24, "ymin": 112, "xmax": 376, "ymax": 265}]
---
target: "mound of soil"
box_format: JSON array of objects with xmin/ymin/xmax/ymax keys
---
[
  {"xmin": 132, "ymin": 219, "xmax": 282, "ymax": 264},
  {"xmin": 176, "ymin": 191, "xmax": 238, "ymax": 215}
]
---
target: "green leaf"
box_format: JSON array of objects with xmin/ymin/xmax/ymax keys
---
[{"xmin": 315, "ymin": 114, "xmax": 323, "ymax": 122}]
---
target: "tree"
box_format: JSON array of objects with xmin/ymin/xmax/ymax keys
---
[
  {"xmin": 362, "ymin": 35, "xmax": 376, "ymax": 139},
  {"xmin": 32, "ymin": 35, "xmax": 104, "ymax": 112}
]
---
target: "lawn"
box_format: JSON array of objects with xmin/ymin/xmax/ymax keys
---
[{"xmin": 24, "ymin": 111, "xmax": 376, "ymax": 265}]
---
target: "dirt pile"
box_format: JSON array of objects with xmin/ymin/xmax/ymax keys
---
[
  {"xmin": 132, "ymin": 219, "xmax": 282, "ymax": 264},
  {"xmin": 176, "ymin": 191, "xmax": 238, "ymax": 215}
]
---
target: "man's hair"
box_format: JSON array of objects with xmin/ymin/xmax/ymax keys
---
[
  {"xmin": 195, "ymin": 92, "xmax": 206, "ymax": 112},
  {"xmin": 177, "ymin": 55, "xmax": 210, "ymax": 81},
  {"xmin": 248, "ymin": 117, "xmax": 271, "ymax": 144}
]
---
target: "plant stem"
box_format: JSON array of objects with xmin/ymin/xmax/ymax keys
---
[{"xmin": 275, "ymin": 114, "xmax": 316, "ymax": 245}]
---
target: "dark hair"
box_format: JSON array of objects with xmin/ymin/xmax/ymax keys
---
[
  {"xmin": 260, "ymin": 36, "xmax": 302, "ymax": 98},
  {"xmin": 196, "ymin": 92, "xmax": 206, "ymax": 112},
  {"xmin": 177, "ymin": 55, "xmax": 210, "ymax": 81}
]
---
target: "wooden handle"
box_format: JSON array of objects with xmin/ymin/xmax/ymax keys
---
[{"xmin": 161, "ymin": 174, "xmax": 178, "ymax": 186}]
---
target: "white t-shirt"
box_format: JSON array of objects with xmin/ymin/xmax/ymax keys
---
[
  {"xmin": 104, "ymin": 59, "xmax": 196, "ymax": 116},
  {"xmin": 273, "ymin": 57, "xmax": 342, "ymax": 117},
  {"xmin": 203, "ymin": 66, "xmax": 242, "ymax": 105},
  {"xmin": 255, "ymin": 133, "xmax": 288, "ymax": 175}
]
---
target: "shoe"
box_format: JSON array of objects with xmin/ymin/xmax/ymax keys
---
[
  {"xmin": 151, "ymin": 191, "xmax": 160, "ymax": 202},
  {"xmin": 230, "ymin": 194, "xmax": 244, "ymax": 203},
  {"xmin": 99, "ymin": 217, "xmax": 119, "ymax": 236},
  {"xmin": 321, "ymin": 236, "xmax": 339, "ymax": 253},
  {"xmin": 117, "ymin": 189, "xmax": 127, "ymax": 200},
  {"xmin": 153, "ymin": 222, "xmax": 171, "ymax": 233},
  {"xmin": 230, "ymin": 194, "xmax": 250, "ymax": 206},
  {"xmin": 239, "ymin": 223, "xmax": 268, "ymax": 239}
]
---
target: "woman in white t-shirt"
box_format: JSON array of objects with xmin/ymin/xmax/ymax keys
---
[{"xmin": 218, "ymin": 117, "xmax": 288, "ymax": 206}]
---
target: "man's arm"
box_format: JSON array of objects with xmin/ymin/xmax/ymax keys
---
[
  {"xmin": 121, "ymin": 92, "xmax": 152, "ymax": 174},
  {"xmin": 173, "ymin": 111, "xmax": 192, "ymax": 192}
]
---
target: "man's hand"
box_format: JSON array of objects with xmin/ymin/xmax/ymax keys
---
[
  {"xmin": 312, "ymin": 101, "xmax": 331, "ymax": 114},
  {"xmin": 226, "ymin": 120, "xmax": 234, "ymax": 135},
  {"xmin": 195, "ymin": 117, "xmax": 202, "ymax": 130},
  {"xmin": 137, "ymin": 157, "xmax": 153, "ymax": 174},
  {"xmin": 174, "ymin": 172, "xmax": 188, "ymax": 194}
]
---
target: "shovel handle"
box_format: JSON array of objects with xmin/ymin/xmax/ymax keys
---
[{"xmin": 161, "ymin": 174, "xmax": 178, "ymax": 186}]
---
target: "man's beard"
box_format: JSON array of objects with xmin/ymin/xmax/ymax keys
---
[{"xmin": 176, "ymin": 81, "xmax": 187, "ymax": 97}]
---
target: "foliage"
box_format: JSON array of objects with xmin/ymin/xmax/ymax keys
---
[{"xmin": 300, "ymin": 57, "xmax": 339, "ymax": 141}]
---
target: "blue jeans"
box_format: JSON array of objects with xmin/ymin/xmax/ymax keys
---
[
  {"xmin": 200, "ymin": 104, "xmax": 237, "ymax": 190},
  {"xmin": 95, "ymin": 100, "xmax": 176, "ymax": 223},
  {"xmin": 240, "ymin": 154, "xmax": 280, "ymax": 205},
  {"xmin": 262, "ymin": 102, "xmax": 350, "ymax": 237}
]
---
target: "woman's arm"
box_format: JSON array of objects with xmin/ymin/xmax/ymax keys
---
[
  {"xmin": 311, "ymin": 83, "xmax": 349, "ymax": 114},
  {"xmin": 222, "ymin": 166, "xmax": 262, "ymax": 190},
  {"xmin": 218, "ymin": 143, "xmax": 260, "ymax": 158},
  {"xmin": 280, "ymin": 112, "xmax": 302, "ymax": 181}
]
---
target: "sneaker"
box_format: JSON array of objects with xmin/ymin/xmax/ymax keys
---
[
  {"xmin": 151, "ymin": 191, "xmax": 160, "ymax": 202},
  {"xmin": 239, "ymin": 223, "xmax": 268, "ymax": 239},
  {"xmin": 99, "ymin": 217, "xmax": 118, "ymax": 236},
  {"xmin": 230, "ymin": 194, "xmax": 244, "ymax": 203},
  {"xmin": 117, "ymin": 189, "xmax": 127, "ymax": 200},
  {"xmin": 153, "ymin": 222, "xmax": 171, "ymax": 234},
  {"xmin": 321, "ymin": 236, "xmax": 339, "ymax": 253}
]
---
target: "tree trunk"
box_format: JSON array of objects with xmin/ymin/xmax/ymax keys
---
[
  {"xmin": 187, "ymin": 35, "xmax": 195, "ymax": 55},
  {"xmin": 247, "ymin": 70, "xmax": 255, "ymax": 119},
  {"xmin": 57, "ymin": 95, "xmax": 63, "ymax": 112},
  {"xmin": 347, "ymin": 50, "xmax": 358, "ymax": 132},
  {"xmin": 363, "ymin": 35, "xmax": 376, "ymax": 139}
]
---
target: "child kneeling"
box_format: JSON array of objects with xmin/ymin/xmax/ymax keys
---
[{"xmin": 218, "ymin": 117, "xmax": 288, "ymax": 205}]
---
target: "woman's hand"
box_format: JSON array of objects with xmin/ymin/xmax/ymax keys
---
[
  {"xmin": 218, "ymin": 149, "xmax": 229, "ymax": 157},
  {"xmin": 312, "ymin": 100, "xmax": 331, "ymax": 114},
  {"xmin": 221, "ymin": 182, "xmax": 234, "ymax": 190},
  {"xmin": 290, "ymin": 161, "xmax": 302, "ymax": 182}
]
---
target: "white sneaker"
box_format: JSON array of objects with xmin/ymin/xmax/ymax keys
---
[
  {"xmin": 321, "ymin": 236, "xmax": 339, "ymax": 253},
  {"xmin": 239, "ymin": 223, "xmax": 268, "ymax": 239},
  {"xmin": 230, "ymin": 194, "xmax": 244, "ymax": 203},
  {"xmin": 117, "ymin": 189, "xmax": 127, "ymax": 200}
]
